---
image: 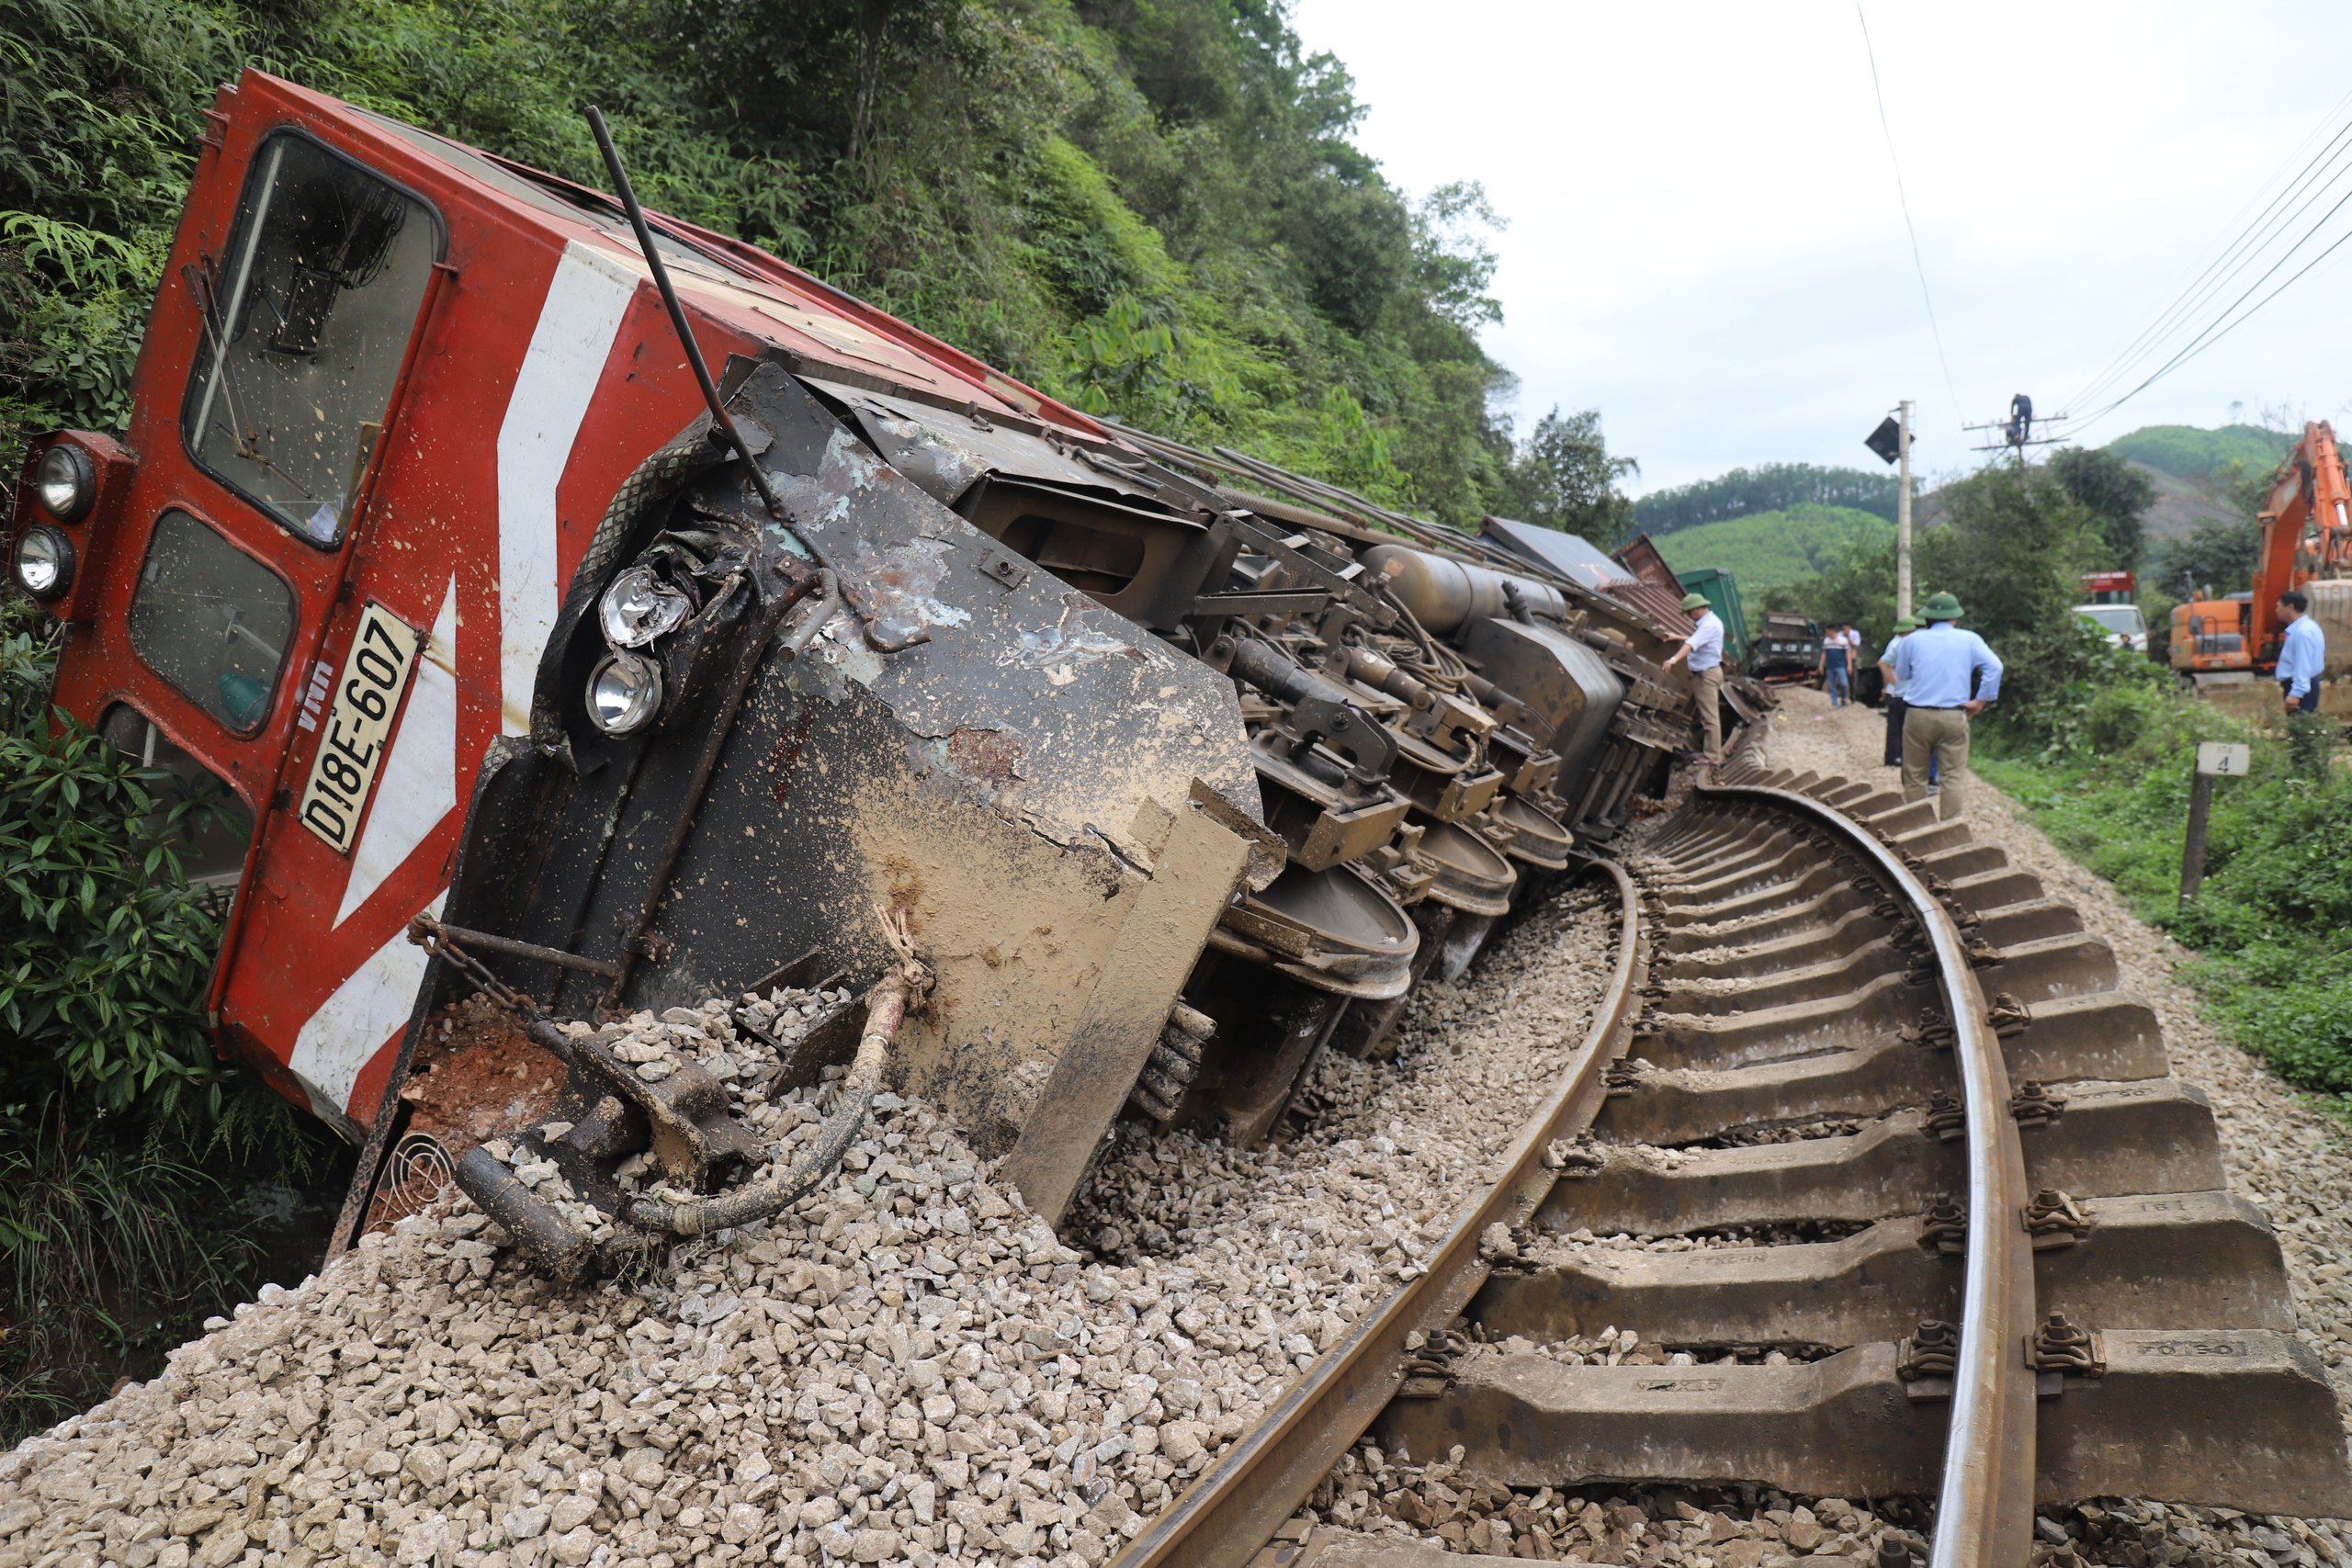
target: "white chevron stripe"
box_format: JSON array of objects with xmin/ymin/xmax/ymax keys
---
[{"xmin": 494, "ymin": 242, "xmax": 639, "ymax": 735}]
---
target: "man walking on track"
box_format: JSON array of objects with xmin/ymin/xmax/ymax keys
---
[
  {"xmin": 2277, "ymin": 589, "xmax": 2327, "ymax": 775},
  {"xmin": 1663, "ymin": 590, "xmax": 1725, "ymax": 764},
  {"xmin": 1821, "ymin": 623, "xmax": 1852, "ymax": 706},
  {"xmin": 1892, "ymin": 592, "xmax": 2001, "ymax": 819},
  {"xmin": 1878, "ymin": 615, "xmax": 1918, "ymax": 767}
]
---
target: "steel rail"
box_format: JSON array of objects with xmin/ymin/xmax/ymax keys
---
[
  {"xmin": 1110, "ymin": 857, "xmax": 1645, "ymax": 1568},
  {"xmin": 1703, "ymin": 783, "xmax": 2037, "ymax": 1568}
]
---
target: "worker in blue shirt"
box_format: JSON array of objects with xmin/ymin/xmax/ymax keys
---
[
  {"xmin": 1663, "ymin": 591, "xmax": 1726, "ymax": 764},
  {"xmin": 2276, "ymin": 589, "xmax": 2326, "ymax": 774},
  {"xmin": 1890, "ymin": 592, "xmax": 2002, "ymax": 819}
]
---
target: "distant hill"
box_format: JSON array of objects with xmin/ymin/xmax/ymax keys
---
[
  {"xmin": 1650, "ymin": 504, "xmax": 1893, "ymax": 590},
  {"xmin": 1634, "ymin": 463, "xmax": 1899, "ymax": 536},
  {"xmin": 2105, "ymin": 423, "xmax": 2291, "ymax": 481},
  {"xmin": 2098, "ymin": 423, "xmax": 2285, "ymax": 545}
]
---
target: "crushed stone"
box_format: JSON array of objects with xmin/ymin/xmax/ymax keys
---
[{"xmin": 0, "ymin": 886, "xmax": 1619, "ymax": 1568}]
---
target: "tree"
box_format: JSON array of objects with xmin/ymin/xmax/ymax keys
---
[
  {"xmin": 2150, "ymin": 515, "xmax": 2260, "ymax": 600},
  {"xmin": 1498, "ymin": 406, "xmax": 1638, "ymax": 545},
  {"xmin": 2049, "ymin": 446, "xmax": 2158, "ymax": 570},
  {"xmin": 1915, "ymin": 462, "xmax": 2102, "ymax": 722}
]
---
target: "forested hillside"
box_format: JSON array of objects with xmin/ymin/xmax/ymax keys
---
[
  {"xmin": 1633, "ymin": 462, "xmax": 1900, "ymax": 536},
  {"xmin": 0, "ymin": 0, "xmax": 1636, "ymax": 535},
  {"xmin": 1650, "ymin": 504, "xmax": 1892, "ymax": 591},
  {"xmin": 2106, "ymin": 423, "xmax": 2293, "ymax": 482}
]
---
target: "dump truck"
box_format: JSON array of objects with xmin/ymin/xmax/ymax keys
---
[
  {"xmin": 6, "ymin": 72, "xmax": 1728, "ymax": 1279},
  {"xmin": 1749, "ymin": 612, "xmax": 1823, "ymax": 683}
]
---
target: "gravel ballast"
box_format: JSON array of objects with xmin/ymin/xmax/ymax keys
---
[{"xmin": 0, "ymin": 885, "xmax": 1617, "ymax": 1568}]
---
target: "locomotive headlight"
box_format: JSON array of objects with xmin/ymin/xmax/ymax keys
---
[
  {"xmin": 35, "ymin": 444, "xmax": 94, "ymax": 522},
  {"xmin": 14, "ymin": 525, "xmax": 74, "ymax": 602},
  {"xmin": 586, "ymin": 650, "xmax": 662, "ymax": 735},
  {"xmin": 599, "ymin": 565, "xmax": 690, "ymax": 649}
]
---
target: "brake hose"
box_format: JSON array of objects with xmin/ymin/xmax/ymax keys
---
[{"xmin": 625, "ymin": 956, "xmax": 928, "ymax": 1237}]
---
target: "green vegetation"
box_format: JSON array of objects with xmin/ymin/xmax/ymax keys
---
[
  {"xmin": 1, "ymin": 604, "xmax": 324, "ymax": 1439},
  {"xmin": 1634, "ymin": 462, "xmax": 1900, "ymax": 536},
  {"xmin": 1978, "ymin": 661, "xmax": 2352, "ymax": 1106},
  {"xmin": 2104, "ymin": 423, "xmax": 2291, "ymax": 483},
  {"xmin": 1651, "ymin": 504, "xmax": 1890, "ymax": 591},
  {"xmin": 2050, "ymin": 445, "xmax": 2157, "ymax": 570},
  {"xmin": 0, "ymin": 0, "xmax": 1639, "ymax": 532}
]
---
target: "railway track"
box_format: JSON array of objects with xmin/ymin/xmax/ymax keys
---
[{"xmin": 1114, "ymin": 745, "xmax": 2352, "ymax": 1568}]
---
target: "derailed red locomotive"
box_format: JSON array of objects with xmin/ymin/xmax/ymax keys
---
[{"xmin": 7, "ymin": 72, "xmax": 1746, "ymax": 1273}]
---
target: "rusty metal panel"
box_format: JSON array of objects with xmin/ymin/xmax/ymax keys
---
[{"xmin": 1605, "ymin": 533, "xmax": 1696, "ymax": 636}]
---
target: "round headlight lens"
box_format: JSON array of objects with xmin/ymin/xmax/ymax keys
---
[
  {"xmin": 586, "ymin": 651, "xmax": 663, "ymax": 735},
  {"xmin": 599, "ymin": 564, "xmax": 691, "ymax": 649},
  {"xmin": 14, "ymin": 525, "xmax": 74, "ymax": 602},
  {"xmin": 35, "ymin": 445, "xmax": 94, "ymax": 522}
]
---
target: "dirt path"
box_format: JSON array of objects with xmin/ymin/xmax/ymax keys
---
[{"xmin": 1759, "ymin": 684, "xmax": 2352, "ymax": 1419}]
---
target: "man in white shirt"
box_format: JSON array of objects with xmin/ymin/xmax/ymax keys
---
[
  {"xmin": 1663, "ymin": 591, "xmax": 1726, "ymax": 763},
  {"xmin": 2276, "ymin": 590, "xmax": 2327, "ymax": 773}
]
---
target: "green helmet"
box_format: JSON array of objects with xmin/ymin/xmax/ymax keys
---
[
  {"xmin": 1680, "ymin": 592, "xmax": 1711, "ymax": 613},
  {"xmin": 1920, "ymin": 592, "xmax": 1963, "ymax": 621},
  {"xmin": 1894, "ymin": 615, "xmax": 1919, "ymax": 633}
]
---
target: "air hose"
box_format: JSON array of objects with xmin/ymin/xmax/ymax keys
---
[{"xmin": 625, "ymin": 954, "xmax": 928, "ymax": 1238}]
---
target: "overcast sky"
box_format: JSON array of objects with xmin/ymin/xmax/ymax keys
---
[{"xmin": 1288, "ymin": 1, "xmax": 2352, "ymax": 493}]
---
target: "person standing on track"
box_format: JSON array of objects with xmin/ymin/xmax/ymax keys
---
[
  {"xmin": 1821, "ymin": 622, "xmax": 1852, "ymax": 707},
  {"xmin": 1878, "ymin": 615, "xmax": 1919, "ymax": 767},
  {"xmin": 1664, "ymin": 591, "xmax": 1725, "ymax": 764},
  {"xmin": 2277, "ymin": 589, "xmax": 2327, "ymax": 775},
  {"xmin": 1892, "ymin": 592, "xmax": 2001, "ymax": 819}
]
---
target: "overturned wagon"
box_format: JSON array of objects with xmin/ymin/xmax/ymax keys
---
[{"xmin": 6, "ymin": 72, "xmax": 1746, "ymax": 1275}]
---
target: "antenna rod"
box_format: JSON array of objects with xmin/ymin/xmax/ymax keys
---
[{"xmin": 585, "ymin": 105, "xmax": 785, "ymax": 518}]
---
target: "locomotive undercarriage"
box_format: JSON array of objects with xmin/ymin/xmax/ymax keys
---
[{"xmin": 355, "ymin": 356, "xmax": 1721, "ymax": 1278}]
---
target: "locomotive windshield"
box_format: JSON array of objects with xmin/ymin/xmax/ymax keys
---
[
  {"xmin": 182, "ymin": 131, "xmax": 440, "ymax": 547},
  {"xmin": 128, "ymin": 510, "xmax": 297, "ymax": 733}
]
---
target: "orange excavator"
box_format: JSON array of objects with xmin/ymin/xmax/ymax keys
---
[{"xmin": 2167, "ymin": 421, "xmax": 2352, "ymax": 687}]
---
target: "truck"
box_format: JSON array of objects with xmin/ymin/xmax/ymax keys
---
[
  {"xmin": 6, "ymin": 72, "xmax": 1721, "ymax": 1279},
  {"xmin": 1750, "ymin": 612, "xmax": 1823, "ymax": 683},
  {"xmin": 2166, "ymin": 422, "xmax": 2352, "ymax": 690}
]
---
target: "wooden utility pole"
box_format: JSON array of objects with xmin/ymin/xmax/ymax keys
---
[{"xmin": 1895, "ymin": 398, "xmax": 1914, "ymax": 620}]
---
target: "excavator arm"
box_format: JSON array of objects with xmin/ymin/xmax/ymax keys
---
[{"xmin": 2249, "ymin": 421, "xmax": 2352, "ymax": 667}]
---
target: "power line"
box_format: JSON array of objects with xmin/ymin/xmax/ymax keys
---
[
  {"xmin": 2065, "ymin": 210, "xmax": 2352, "ymax": 439},
  {"xmin": 2065, "ymin": 90, "xmax": 2352, "ymax": 416},
  {"xmin": 1853, "ymin": 1, "xmax": 1962, "ymax": 425}
]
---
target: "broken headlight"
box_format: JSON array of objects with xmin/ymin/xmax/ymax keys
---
[{"xmin": 599, "ymin": 564, "xmax": 692, "ymax": 649}]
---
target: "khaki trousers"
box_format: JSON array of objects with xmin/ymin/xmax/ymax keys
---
[
  {"xmin": 1901, "ymin": 705, "xmax": 1969, "ymax": 818},
  {"xmin": 1693, "ymin": 664, "xmax": 1723, "ymax": 759}
]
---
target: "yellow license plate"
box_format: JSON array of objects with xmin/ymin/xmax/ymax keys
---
[{"xmin": 298, "ymin": 602, "xmax": 422, "ymax": 853}]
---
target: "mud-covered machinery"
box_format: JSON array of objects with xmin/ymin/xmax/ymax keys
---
[
  {"xmin": 1, "ymin": 73, "xmax": 1736, "ymax": 1280},
  {"xmin": 422, "ymin": 358, "xmax": 1715, "ymax": 1274}
]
